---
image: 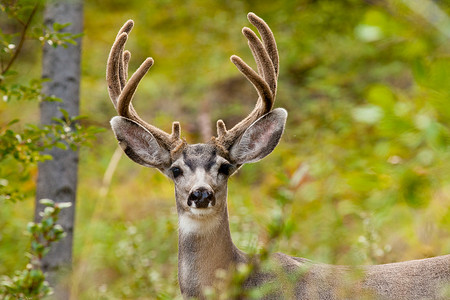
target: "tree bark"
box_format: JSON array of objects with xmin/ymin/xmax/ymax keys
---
[{"xmin": 35, "ymin": 1, "xmax": 83, "ymax": 298}]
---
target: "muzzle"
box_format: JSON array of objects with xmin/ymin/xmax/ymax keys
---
[{"xmin": 187, "ymin": 187, "xmax": 215, "ymax": 208}]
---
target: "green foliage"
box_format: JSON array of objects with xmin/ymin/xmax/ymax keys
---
[
  {"xmin": 0, "ymin": 0, "xmax": 81, "ymax": 76},
  {"xmin": 32, "ymin": 22, "xmax": 83, "ymax": 48},
  {"xmin": 0, "ymin": 199, "xmax": 71, "ymax": 299},
  {"xmin": 0, "ymin": 0, "xmax": 102, "ymax": 296},
  {"xmin": 0, "ymin": 110, "xmax": 102, "ymax": 202},
  {"xmin": 0, "ymin": 1, "xmax": 102, "ymax": 203},
  {"xmin": 0, "ymin": 79, "xmax": 57, "ymax": 102}
]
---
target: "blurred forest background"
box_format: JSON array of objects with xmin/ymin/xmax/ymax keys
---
[{"xmin": 1, "ymin": 0, "xmax": 450, "ymax": 298}]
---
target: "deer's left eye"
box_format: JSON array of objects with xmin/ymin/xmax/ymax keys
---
[
  {"xmin": 171, "ymin": 167, "xmax": 183, "ymax": 178},
  {"xmin": 218, "ymin": 163, "xmax": 232, "ymax": 176}
]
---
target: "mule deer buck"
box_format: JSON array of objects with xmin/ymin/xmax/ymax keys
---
[{"xmin": 107, "ymin": 13, "xmax": 450, "ymax": 299}]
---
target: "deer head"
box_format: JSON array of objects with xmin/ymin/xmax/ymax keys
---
[{"xmin": 107, "ymin": 13, "xmax": 286, "ymax": 233}]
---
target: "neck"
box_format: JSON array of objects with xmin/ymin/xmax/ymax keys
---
[{"xmin": 177, "ymin": 199, "xmax": 246, "ymax": 298}]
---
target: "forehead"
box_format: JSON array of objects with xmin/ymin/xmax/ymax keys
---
[{"xmin": 180, "ymin": 144, "xmax": 221, "ymax": 171}]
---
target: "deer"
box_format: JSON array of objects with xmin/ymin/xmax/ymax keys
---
[{"xmin": 106, "ymin": 13, "xmax": 450, "ymax": 299}]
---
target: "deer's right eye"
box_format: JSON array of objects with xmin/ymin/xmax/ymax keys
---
[{"xmin": 171, "ymin": 167, "xmax": 183, "ymax": 178}]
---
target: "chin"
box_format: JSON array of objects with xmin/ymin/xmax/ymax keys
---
[{"xmin": 178, "ymin": 208, "xmax": 222, "ymax": 235}]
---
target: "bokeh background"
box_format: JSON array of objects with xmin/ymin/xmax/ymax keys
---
[{"xmin": 1, "ymin": 0, "xmax": 450, "ymax": 298}]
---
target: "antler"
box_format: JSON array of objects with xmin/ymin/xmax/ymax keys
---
[
  {"xmin": 215, "ymin": 13, "xmax": 279, "ymax": 149},
  {"xmin": 107, "ymin": 20, "xmax": 182, "ymax": 151}
]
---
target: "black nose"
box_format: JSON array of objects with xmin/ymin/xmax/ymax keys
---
[{"xmin": 187, "ymin": 187, "xmax": 215, "ymax": 208}]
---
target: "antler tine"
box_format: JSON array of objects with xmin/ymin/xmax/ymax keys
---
[
  {"xmin": 107, "ymin": 20, "xmax": 182, "ymax": 151},
  {"xmin": 230, "ymin": 55, "xmax": 273, "ymax": 112},
  {"xmin": 248, "ymin": 13, "xmax": 279, "ymax": 77},
  {"xmin": 116, "ymin": 56, "xmax": 154, "ymax": 118},
  {"xmin": 243, "ymin": 27, "xmax": 277, "ymax": 97},
  {"xmin": 107, "ymin": 32, "xmax": 127, "ymax": 109},
  {"xmin": 216, "ymin": 13, "xmax": 279, "ymax": 149},
  {"xmin": 116, "ymin": 21, "xmax": 133, "ymax": 89}
]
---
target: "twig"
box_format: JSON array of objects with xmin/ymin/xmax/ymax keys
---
[
  {"xmin": 99, "ymin": 146, "xmax": 123, "ymax": 198},
  {"xmin": 1, "ymin": 1, "xmax": 40, "ymax": 76}
]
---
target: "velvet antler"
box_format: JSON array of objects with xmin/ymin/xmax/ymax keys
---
[
  {"xmin": 107, "ymin": 20, "xmax": 182, "ymax": 151},
  {"xmin": 215, "ymin": 13, "xmax": 279, "ymax": 149}
]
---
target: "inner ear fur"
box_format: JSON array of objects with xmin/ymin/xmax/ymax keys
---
[
  {"xmin": 110, "ymin": 116, "xmax": 171, "ymax": 169},
  {"xmin": 229, "ymin": 108, "xmax": 287, "ymax": 165}
]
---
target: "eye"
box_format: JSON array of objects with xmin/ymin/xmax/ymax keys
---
[
  {"xmin": 218, "ymin": 163, "xmax": 232, "ymax": 176},
  {"xmin": 171, "ymin": 167, "xmax": 183, "ymax": 178}
]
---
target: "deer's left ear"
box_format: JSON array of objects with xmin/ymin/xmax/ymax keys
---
[{"xmin": 229, "ymin": 108, "xmax": 287, "ymax": 165}]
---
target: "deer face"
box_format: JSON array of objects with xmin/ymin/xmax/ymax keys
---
[{"xmin": 167, "ymin": 144, "xmax": 235, "ymax": 215}]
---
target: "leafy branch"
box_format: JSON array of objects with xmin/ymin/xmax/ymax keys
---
[
  {"xmin": 0, "ymin": 108, "xmax": 103, "ymax": 202},
  {"xmin": 0, "ymin": 199, "xmax": 71, "ymax": 299},
  {"xmin": 0, "ymin": 1, "xmax": 39, "ymax": 77},
  {"xmin": 33, "ymin": 22, "xmax": 83, "ymax": 48},
  {"xmin": 0, "ymin": 0, "xmax": 82, "ymax": 82}
]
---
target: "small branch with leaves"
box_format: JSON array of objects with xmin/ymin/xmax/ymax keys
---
[
  {"xmin": 0, "ymin": 108, "xmax": 103, "ymax": 203},
  {"xmin": 0, "ymin": 199, "xmax": 71, "ymax": 299},
  {"xmin": 0, "ymin": 2, "xmax": 39, "ymax": 77},
  {"xmin": 0, "ymin": 1, "xmax": 82, "ymax": 82}
]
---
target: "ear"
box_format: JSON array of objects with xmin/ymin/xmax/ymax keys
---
[
  {"xmin": 229, "ymin": 108, "xmax": 287, "ymax": 165},
  {"xmin": 110, "ymin": 116, "xmax": 171, "ymax": 169}
]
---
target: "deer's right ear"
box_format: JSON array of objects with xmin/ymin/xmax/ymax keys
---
[{"xmin": 110, "ymin": 116, "xmax": 171, "ymax": 169}]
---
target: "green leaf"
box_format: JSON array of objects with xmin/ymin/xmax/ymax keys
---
[
  {"xmin": 55, "ymin": 142, "xmax": 67, "ymax": 150},
  {"xmin": 53, "ymin": 22, "xmax": 70, "ymax": 31},
  {"xmin": 72, "ymin": 115, "xmax": 87, "ymax": 121},
  {"xmin": 51, "ymin": 117, "xmax": 65, "ymax": 124},
  {"xmin": 26, "ymin": 222, "xmax": 37, "ymax": 234},
  {"xmin": 56, "ymin": 202, "xmax": 72, "ymax": 209},
  {"xmin": 43, "ymin": 207, "xmax": 55, "ymax": 216},
  {"xmin": 39, "ymin": 199, "xmax": 54, "ymax": 206},
  {"xmin": 7, "ymin": 119, "xmax": 20, "ymax": 126},
  {"xmin": 366, "ymin": 84, "xmax": 395, "ymax": 110},
  {"xmin": 60, "ymin": 108, "xmax": 69, "ymax": 121}
]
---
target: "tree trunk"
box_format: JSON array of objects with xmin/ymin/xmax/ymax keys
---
[{"xmin": 35, "ymin": 1, "xmax": 83, "ymax": 298}]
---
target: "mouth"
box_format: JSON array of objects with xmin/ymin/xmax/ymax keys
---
[{"xmin": 188, "ymin": 206, "xmax": 215, "ymax": 217}]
